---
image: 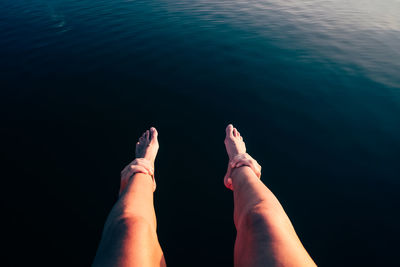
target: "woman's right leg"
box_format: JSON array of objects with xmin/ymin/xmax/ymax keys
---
[{"xmin": 224, "ymin": 124, "xmax": 316, "ymax": 267}]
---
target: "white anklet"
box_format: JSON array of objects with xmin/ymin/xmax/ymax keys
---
[
  {"xmin": 120, "ymin": 158, "xmax": 156, "ymax": 194},
  {"xmin": 224, "ymin": 153, "xmax": 261, "ymax": 190}
]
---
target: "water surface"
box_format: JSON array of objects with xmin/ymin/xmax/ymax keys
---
[{"xmin": 1, "ymin": 1, "xmax": 400, "ymax": 266}]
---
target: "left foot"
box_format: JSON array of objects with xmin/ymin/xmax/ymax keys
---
[
  {"xmin": 135, "ymin": 127, "xmax": 159, "ymax": 165},
  {"xmin": 120, "ymin": 127, "xmax": 159, "ymax": 194}
]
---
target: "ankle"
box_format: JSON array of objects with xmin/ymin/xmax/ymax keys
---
[
  {"xmin": 231, "ymin": 166, "xmax": 259, "ymax": 187},
  {"xmin": 122, "ymin": 173, "xmax": 155, "ymax": 194}
]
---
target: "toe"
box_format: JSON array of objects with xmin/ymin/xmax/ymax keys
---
[
  {"xmin": 150, "ymin": 127, "xmax": 158, "ymax": 143},
  {"xmin": 226, "ymin": 124, "xmax": 234, "ymax": 137},
  {"xmin": 233, "ymin": 128, "xmax": 238, "ymax": 137}
]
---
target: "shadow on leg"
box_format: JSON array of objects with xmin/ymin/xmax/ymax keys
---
[{"xmin": 93, "ymin": 173, "xmax": 166, "ymax": 267}]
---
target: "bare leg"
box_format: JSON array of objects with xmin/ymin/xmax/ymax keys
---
[
  {"xmin": 224, "ymin": 124, "xmax": 316, "ymax": 267},
  {"xmin": 93, "ymin": 127, "xmax": 166, "ymax": 267}
]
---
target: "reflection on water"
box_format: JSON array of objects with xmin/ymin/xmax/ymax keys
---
[{"xmin": 1, "ymin": 0, "xmax": 399, "ymax": 88}]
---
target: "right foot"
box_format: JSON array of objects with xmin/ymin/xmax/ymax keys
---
[
  {"xmin": 224, "ymin": 124, "xmax": 261, "ymax": 190},
  {"xmin": 224, "ymin": 124, "xmax": 246, "ymax": 160}
]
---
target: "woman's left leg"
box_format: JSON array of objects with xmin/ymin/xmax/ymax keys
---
[{"xmin": 93, "ymin": 127, "xmax": 166, "ymax": 267}]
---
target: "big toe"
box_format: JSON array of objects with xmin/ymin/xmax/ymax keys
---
[
  {"xmin": 226, "ymin": 124, "xmax": 234, "ymax": 138},
  {"xmin": 150, "ymin": 127, "xmax": 158, "ymax": 144}
]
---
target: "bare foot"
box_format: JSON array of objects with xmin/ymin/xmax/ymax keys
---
[
  {"xmin": 120, "ymin": 127, "xmax": 159, "ymax": 194},
  {"xmin": 224, "ymin": 124, "xmax": 246, "ymax": 160},
  {"xmin": 224, "ymin": 124, "xmax": 261, "ymax": 190},
  {"xmin": 135, "ymin": 127, "xmax": 159, "ymax": 165}
]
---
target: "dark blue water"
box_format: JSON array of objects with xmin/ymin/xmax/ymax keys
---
[{"xmin": 2, "ymin": 0, "xmax": 400, "ymax": 266}]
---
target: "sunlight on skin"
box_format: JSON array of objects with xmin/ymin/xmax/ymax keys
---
[
  {"xmin": 94, "ymin": 125, "xmax": 315, "ymax": 267},
  {"xmin": 93, "ymin": 127, "xmax": 165, "ymax": 267},
  {"xmin": 224, "ymin": 124, "xmax": 316, "ymax": 267}
]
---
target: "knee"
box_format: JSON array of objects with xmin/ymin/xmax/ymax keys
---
[
  {"xmin": 241, "ymin": 203, "xmax": 282, "ymax": 235},
  {"xmin": 243, "ymin": 204, "xmax": 293, "ymax": 241},
  {"xmin": 118, "ymin": 215, "xmax": 153, "ymax": 231},
  {"xmin": 244, "ymin": 204, "xmax": 270, "ymax": 229},
  {"xmin": 105, "ymin": 215, "xmax": 155, "ymax": 238}
]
